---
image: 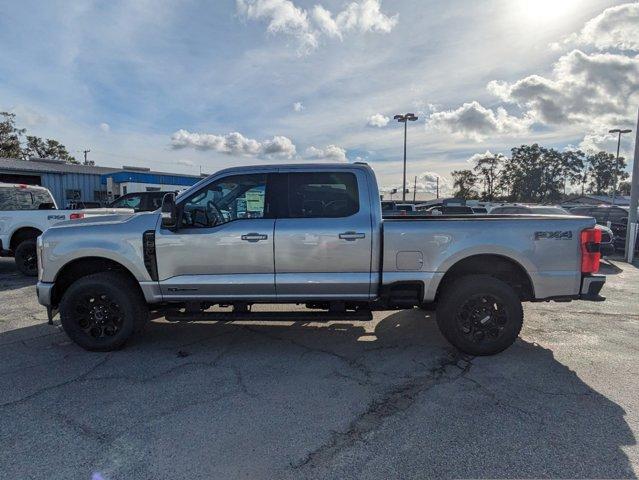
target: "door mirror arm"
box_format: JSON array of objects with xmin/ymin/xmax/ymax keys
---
[{"xmin": 161, "ymin": 193, "xmax": 179, "ymax": 231}]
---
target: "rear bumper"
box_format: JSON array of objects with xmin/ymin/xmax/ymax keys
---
[{"xmin": 579, "ymin": 274, "xmax": 606, "ymax": 301}]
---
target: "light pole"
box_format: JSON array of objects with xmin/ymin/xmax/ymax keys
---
[
  {"xmin": 394, "ymin": 113, "xmax": 418, "ymax": 201},
  {"xmin": 609, "ymin": 128, "xmax": 632, "ymax": 205}
]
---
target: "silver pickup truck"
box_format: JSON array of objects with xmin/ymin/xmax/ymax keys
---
[{"xmin": 36, "ymin": 163, "xmax": 605, "ymax": 355}]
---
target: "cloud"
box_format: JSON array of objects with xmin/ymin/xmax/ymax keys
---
[
  {"xmin": 571, "ymin": 2, "xmax": 639, "ymax": 51},
  {"xmin": 367, "ymin": 113, "xmax": 390, "ymax": 127},
  {"xmin": 303, "ymin": 144, "xmax": 348, "ymax": 162},
  {"xmin": 237, "ymin": 0, "xmax": 397, "ymax": 54},
  {"xmin": 381, "ymin": 172, "xmax": 450, "ymax": 196},
  {"xmin": 293, "ymin": 101, "xmax": 304, "ymax": 112},
  {"xmin": 176, "ymin": 158, "xmax": 195, "ymax": 166},
  {"xmin": 466, "ymin": 150, "xmax": 498, "ymax": 165},
  {"xmin": 171, "ymin": 129, "xmax": 296, "ymax": 158},
  {"xmin": 577, "ymin": 132, "xmax": 634, "ymax": 160},
  {"xmin": 415, "ymin": 171, "xmax": 450, "ymax": 195},
  {"xmin": 99, "ymin": 122, "xmax": 110, "ymax": 132},
  {"xmin": 426, "ymin": 101, "xmax": 531, "ymax": 141},
  {"xmin": 237, "ymin": 0, "xmax": 317, "ymax": 53},
  {"xmin": 488, "ymin": 50, "xmax": 639, "ymax": 127},
  {"xmin": 9, "ymin": 105, "xmax": 47, "ymax": 127}
]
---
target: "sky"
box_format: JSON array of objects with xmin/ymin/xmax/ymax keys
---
[{"xmin": 0, "ymin": 0, "xmax": 638, "ymax": 196}]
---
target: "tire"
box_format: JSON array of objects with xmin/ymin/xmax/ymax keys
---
[
  {"xmin": 436, "ymin": 274, "xmax": 523, "ymax": 356},
  {"xmin": 59, "ymin": 271, "xmax": 148, "ymax": 351},
  {"xmin": 14, "ymin": 239, "xmax": 38, "ymax": 276}
]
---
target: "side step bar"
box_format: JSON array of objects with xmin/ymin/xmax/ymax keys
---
[{"xmin": 165, "ymin": 310, "xmax": 373, "ymax": 322}]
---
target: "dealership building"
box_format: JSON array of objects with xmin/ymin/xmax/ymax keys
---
[{"xmin": 0, "ymin": 157, "xmax": 202, "ymax": 207}]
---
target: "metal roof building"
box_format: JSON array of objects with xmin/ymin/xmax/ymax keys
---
[{"xmin": 0, "ymin": 157, "xmax": 202, "ymax": 207}]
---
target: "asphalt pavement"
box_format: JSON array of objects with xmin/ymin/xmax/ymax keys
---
[{"xmin": 0, "ymin": 257, "xmax": 637, "ymax": 479}]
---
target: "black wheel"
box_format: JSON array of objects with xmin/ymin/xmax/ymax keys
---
[
  {"xmin": 436, "ymin": 274, "xmax": 523, "ymax": 356},
  {"xmin": 60, "ymin": 272, "xmax": 148, "ymax": 351},
  {"xmin": 14, "ymin": 239, "xmax": 38, "ymax": 276}
]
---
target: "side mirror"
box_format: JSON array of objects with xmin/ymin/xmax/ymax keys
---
[{"xmin": 161, "ymin": 193, "xmax": 178, "ymax": 229}]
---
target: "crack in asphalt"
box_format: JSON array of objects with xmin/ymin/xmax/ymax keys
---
[
  {"xmin": 0, "ymin": 354, "xmax": 112, "ymax": 408},
  {"xmin": 242, "ymin": 325, "xmax": 374, "ymax": 380},
  {"xmin": 290, "ymin": 351, "xmax": 473, "ymax": 471},
  {"xmin": 461, "ymin": 375, "xmax": 544, "ymax": 426}
]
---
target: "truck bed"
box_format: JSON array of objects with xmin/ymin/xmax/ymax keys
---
[{"xmin": 381, "ymin": 214, "xmax": 596, "ymax": 302}]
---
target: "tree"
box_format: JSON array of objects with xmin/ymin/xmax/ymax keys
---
[
  {"xmin": 586, "ymin": 151, "xmax": 629, "ymax": 195},
  {"xmin": 0, "ymin": 112, "xmax": 25, "ymax": 158},
  {"xmin": 498, "ymin": 144, "xmax": 580, "ymax": 203},
  {"xmin": 0, "ymin": 111, "xmax": 78, "ymax": 164},
  {"xmin": 560, "ymin": 149, "xmax": 586, "ymax": 195},
  {"xmin": 23, "ymin": 136, "xmax": 78, "ymax": 164},
  {"xmin": 451, "ymin": 169, "xmax": 478, "ymax": 199},
  {"xmin": 618, "ymin": 181, "xmax": 631, "ymax": 196},
  {"xmin": 473, "ymin": 153, "xmax": 503, "ymax": 201}
]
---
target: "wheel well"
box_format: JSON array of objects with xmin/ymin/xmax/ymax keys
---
[
  {"xmin": 51, "ymin": 257, "xmax": 142, "ymax": 307},
  {"xmin": 436, "ymin": 254, "xmax": 534, "ymax": 301},
  {"xmin": 10, "ymin": 227, "xmax": 42, "ymax": 251}
]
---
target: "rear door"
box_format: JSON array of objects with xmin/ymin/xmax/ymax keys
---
[{"xmin": 273, "ymin": 170, "xmax": 373, "ymax": 300}]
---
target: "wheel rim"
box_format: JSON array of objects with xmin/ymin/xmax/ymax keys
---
[
  {"xmin": 20, "ymin": 250, "xmax": 37, "ymax": 274},
  {"xmin": 455, "ymin": 294, "xmax": 509, "ymax": 345},
  {"xmin": 71, "ymin": 292, "xmax": 124, "ymax": 339}
]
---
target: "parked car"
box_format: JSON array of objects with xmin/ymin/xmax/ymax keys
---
[
  {"xmin": 489, "ymin": 204, "xmax": 615, "ymax": 256},
  {"xmin": 37, "ymin": 163, "xmax": 606, "ymax": 355},
  {"xmin": 108, "ymin": 191, "xmax": 172, "ymax": 212},
  {"xmin": 66, "ymin": 201, "xmax": 103, "ymax": 209},
  {"xmin": 426, "ymin": 205, "xmax": 475, "ymax": 215},
  {"xmin": 0, "ymin": 183, "xmax": 132, "ymax": 275},
  {"xmin": 381, "ymin": 201, "xmax": 421, "ymax": 216},
  {"xmin": 568, "ymin": 205, "xmax": 639, "ymax": 252}
]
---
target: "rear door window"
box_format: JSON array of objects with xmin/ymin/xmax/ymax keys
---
[{"xmin": 286, "ymin": 172, "xmax": 359, "ymax": 218}]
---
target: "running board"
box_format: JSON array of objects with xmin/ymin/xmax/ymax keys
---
[{"xmin": 164, "ymin": 310, "xmax": 373, "ymax": 322}]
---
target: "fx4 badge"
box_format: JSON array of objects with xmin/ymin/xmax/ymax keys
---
[
  {"xmin": 47, "ymin": 215, "xmax": 65, "ymax": 220},
  {"xmin": 534, "ymin": 230, "xmax": 573, "ymax": 240}
]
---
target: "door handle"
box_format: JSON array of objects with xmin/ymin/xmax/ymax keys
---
[
  {"xmin": 241, "ymin": 233, "xmax": 268, "ymax": 242},
  {"xmin": 339, "ymin": 231, "xmax": 366, "ymax": 241}
]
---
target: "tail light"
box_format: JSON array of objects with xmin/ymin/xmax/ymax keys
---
[
  {"xmin": 580, "ymin": 227, "xmax": 602, "ymax": 273},
  {"xmin": 69, "ymin": 213, "xmax": 85, "ymax": 220}
]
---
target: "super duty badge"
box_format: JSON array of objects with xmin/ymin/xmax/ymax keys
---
[{"xmin": 534, "ymin": 230, "xmax": 573, "ymax": 240}]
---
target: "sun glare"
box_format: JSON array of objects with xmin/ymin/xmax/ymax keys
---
[{"xmin": 518, "ymin": 0, "xmax": 580, "ymax": 21}]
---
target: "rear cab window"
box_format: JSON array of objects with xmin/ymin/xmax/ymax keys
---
[
  {"xmin": 286, "ymin": 172, "xmax": 359, "ymax": 218},
  {"xmin": 0, "ymin": 186, "xmax": 55, "ymax": 211}
]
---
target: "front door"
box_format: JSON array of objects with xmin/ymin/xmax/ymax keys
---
[
  {"xmin": 274, "ymin": 171, "xmax": 373, "ymax": 300},
  {"xmin": 155, "ymin": 173, "xmax": 275, "ymax": 301}
]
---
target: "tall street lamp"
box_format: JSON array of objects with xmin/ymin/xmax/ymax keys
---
[
  {"xmin": 394, "ymin": 113, "xmax": 419, "ymax": 201},
  {"xmin": 609, "ymin": 128, "xmax": 632, "ymax": 205}
]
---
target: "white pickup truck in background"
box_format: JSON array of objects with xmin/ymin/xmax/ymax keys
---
[{"xmin": 0, "ymin": 183, "xmax": 132, "ymax": 275}]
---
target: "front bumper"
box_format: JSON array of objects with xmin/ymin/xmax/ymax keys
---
[
  {"xmin": 580, "ymin": 274, "xmax": 606, "ymax": 301},
  {"xmin": 0, "ymin": 238, "xmax": 11, "ymax": 257},
  {"xmin": 36, "ymin": 281, "xmax": 54, "ymax": 307}
]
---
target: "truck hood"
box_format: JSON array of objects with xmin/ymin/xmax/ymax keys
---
[{"xmin": 46, "ymin": 211, "xmax": 159, "ymax": 232}]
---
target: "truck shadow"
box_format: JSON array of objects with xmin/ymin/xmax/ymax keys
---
[
  {"xmin": 0, "ymin": 309, "xmax": 635, "ymax": 478},
  {"xmin": 0, "ymin": 258, "xmax": 35, "ymax": 292}
]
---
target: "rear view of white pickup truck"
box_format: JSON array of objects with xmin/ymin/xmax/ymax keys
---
[{"xmin": 36, "ymin": 163, "xmax": 606, "ymax": 355}]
